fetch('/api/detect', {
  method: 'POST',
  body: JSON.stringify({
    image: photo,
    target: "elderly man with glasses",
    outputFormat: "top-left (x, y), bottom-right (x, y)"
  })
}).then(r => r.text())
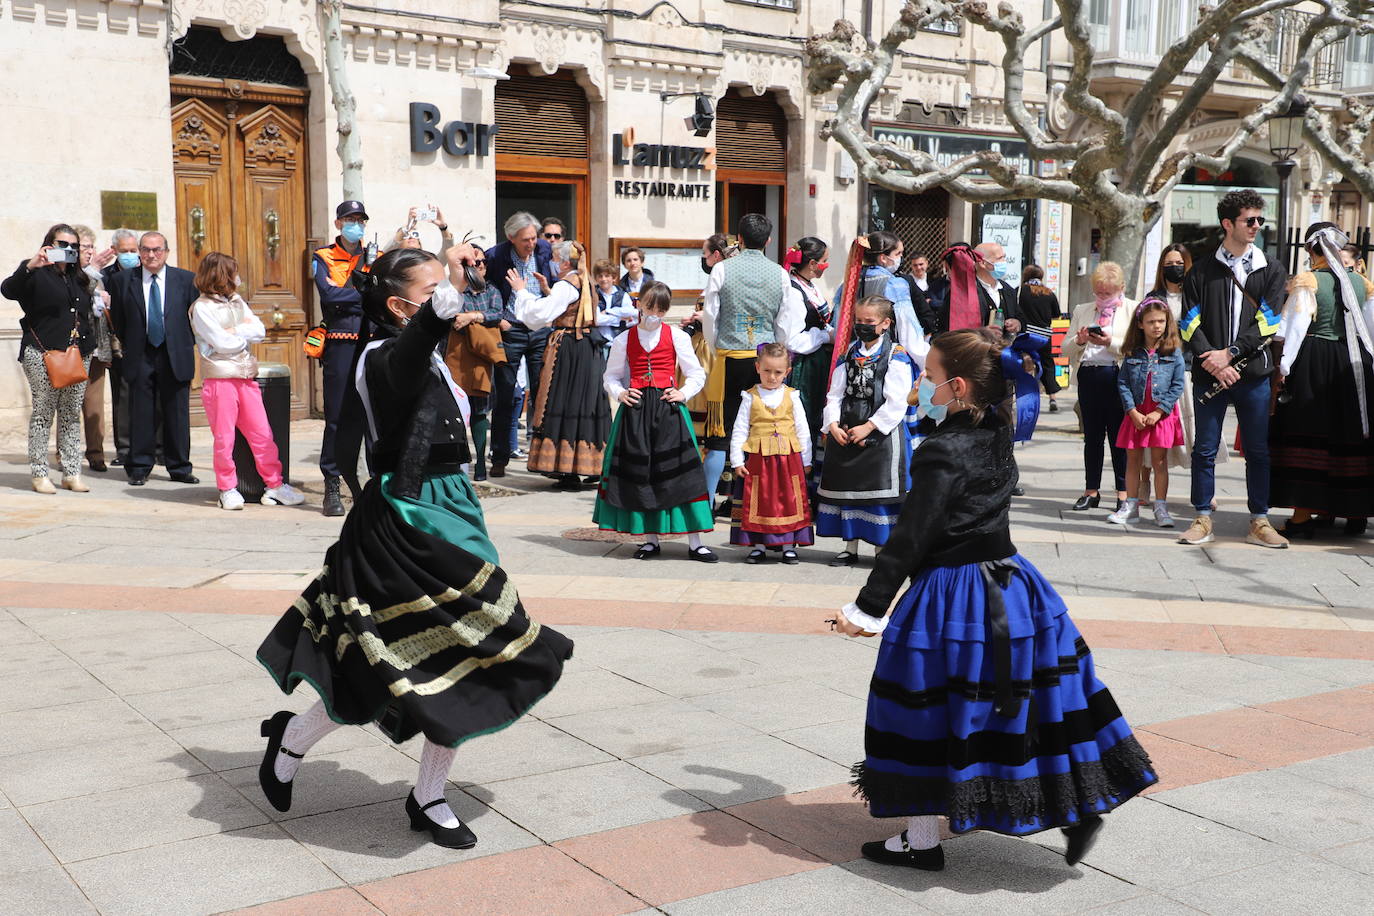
top-left (107, 231), bottom-right (201, 486)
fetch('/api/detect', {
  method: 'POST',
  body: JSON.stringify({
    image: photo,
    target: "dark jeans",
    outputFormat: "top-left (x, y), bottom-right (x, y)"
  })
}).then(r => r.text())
top-left (492, 326), bottom-right (547, 466)
top-left (468, 395), bottom-right (490, 478)
top-left (1039, 340), bottom-right (1062, 395)
top-left (319, 335), bottom-right (364, 493)
top-left (1191, 374), bottom-right (1270, 515)
top-left (1077, 364), bottom-right (1126, 493)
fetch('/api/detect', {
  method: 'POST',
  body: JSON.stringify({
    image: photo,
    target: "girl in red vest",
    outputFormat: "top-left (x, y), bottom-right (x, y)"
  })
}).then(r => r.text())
top-left (594, 282), bottom-right (718, 562)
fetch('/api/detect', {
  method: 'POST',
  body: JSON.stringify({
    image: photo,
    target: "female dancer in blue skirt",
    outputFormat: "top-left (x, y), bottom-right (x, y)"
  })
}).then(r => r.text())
top-left (833, 327), bottom-right (1156, 870)
top-left (257, 246), bottom-right (572, 849)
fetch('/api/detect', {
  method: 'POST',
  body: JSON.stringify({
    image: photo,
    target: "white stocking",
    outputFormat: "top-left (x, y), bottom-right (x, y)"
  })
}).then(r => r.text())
top-left (884, 815), bottom-right (940, 852)
top-left (642, 532), bottom-right (660, 547)
top-left (687, 532), bottom-right (703, 550)
top-left (414, 740), bottom-right (460, 828)
top-left (274, 700), bottom-right (340, 782)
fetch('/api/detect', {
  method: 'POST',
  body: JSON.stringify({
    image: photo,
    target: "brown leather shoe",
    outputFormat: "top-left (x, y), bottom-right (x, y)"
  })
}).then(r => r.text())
top-left (489, 464), bottom-right (506, 478)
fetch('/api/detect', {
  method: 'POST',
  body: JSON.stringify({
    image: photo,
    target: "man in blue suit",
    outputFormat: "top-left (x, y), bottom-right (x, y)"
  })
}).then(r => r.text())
top-left (107, 231), bottom-right (200, 485)
top-left (485, 211), bottom-right (554, 476)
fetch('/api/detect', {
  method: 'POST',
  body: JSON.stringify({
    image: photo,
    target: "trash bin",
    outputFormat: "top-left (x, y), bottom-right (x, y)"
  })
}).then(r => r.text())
top-left (232, 362), bottom-right (292, 503)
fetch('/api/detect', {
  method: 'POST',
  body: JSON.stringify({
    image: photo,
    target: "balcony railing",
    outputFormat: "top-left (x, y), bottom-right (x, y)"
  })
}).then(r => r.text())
top-left (1251, 9), bottom-right (1346, 88)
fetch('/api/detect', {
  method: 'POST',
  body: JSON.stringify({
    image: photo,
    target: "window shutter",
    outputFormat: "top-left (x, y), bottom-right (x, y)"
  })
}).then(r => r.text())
top-left (715, 90), bottom-right (788, 172)
top-left (495, 73), bottom-right (589, 159)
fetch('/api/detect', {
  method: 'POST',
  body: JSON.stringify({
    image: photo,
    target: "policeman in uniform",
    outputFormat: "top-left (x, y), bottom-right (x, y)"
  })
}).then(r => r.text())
top-left (313, 200), bottom-right (371, 516)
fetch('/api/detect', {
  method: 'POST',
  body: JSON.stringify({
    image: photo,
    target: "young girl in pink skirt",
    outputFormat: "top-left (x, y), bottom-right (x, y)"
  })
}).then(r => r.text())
top-left (1107, 297), bottom-right (1185, 528)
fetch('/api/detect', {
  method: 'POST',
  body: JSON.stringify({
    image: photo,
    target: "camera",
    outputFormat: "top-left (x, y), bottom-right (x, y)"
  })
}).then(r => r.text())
top-left (47, 246), bottom-right (78, 264)
top-left (417, 205), bottom-right (437, 223)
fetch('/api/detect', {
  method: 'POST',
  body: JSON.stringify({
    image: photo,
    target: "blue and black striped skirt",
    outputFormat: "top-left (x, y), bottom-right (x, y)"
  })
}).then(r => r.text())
top-left (854, 555), bottom-right (1157, 836)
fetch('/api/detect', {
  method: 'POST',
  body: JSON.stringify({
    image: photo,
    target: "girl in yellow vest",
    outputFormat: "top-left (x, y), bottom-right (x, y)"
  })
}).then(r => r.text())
top-left (729, 342), bottom-right (814, 562)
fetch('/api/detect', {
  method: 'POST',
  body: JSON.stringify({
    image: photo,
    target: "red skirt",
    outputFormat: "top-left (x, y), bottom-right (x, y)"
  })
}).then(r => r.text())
top-left (729, 452), bottom-right (815, 546)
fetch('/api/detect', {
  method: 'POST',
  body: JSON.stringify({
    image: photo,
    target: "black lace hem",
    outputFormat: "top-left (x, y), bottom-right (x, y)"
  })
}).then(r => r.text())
top-left (850, 735), bottom-right (1158, 834)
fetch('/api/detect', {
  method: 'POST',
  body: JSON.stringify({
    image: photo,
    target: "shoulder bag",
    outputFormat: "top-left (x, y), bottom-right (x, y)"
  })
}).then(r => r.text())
top-left (30, 315), bottom-right (87, 389)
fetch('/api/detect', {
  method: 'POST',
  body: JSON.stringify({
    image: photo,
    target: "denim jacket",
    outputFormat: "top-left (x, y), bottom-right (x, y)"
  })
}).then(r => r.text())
top-left (1117, 346), bottom-right (1185, 415)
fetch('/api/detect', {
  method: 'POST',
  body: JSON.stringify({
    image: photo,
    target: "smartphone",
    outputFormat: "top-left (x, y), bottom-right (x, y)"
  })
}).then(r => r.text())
top-left (47, 246), bottom-right (77, 264)
top-left (1086, 325), bottom-right (1105, 336)
top-left (417, 205), bottom-right (437, 223)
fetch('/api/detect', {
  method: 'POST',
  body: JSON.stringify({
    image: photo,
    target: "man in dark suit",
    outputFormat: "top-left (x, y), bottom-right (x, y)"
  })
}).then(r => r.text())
top-left (485, 211), bottom-right (554, 477)
top-left (899, 252), bottom-right (940, 336)
top-left (932, 241), bottom-right (1020, 333)
top-left (107, 231), bottom-right (199, 485)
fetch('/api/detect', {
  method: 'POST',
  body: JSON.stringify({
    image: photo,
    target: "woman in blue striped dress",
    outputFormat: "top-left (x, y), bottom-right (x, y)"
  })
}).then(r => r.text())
top-left (833, 327), bottom-right (1156, 871)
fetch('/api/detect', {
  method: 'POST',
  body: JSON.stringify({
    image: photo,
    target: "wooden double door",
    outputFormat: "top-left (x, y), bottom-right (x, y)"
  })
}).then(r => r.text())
top-left (170, 79), bottom-right (312, 421)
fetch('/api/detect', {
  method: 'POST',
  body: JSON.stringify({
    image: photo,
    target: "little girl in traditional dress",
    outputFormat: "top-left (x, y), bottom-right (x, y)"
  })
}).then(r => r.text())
top-left (834, 327), bottom-right (1156, 872)
top-left (816, 296), bottom-right (916, 566)
top-left (593, 281), bottom-right (718, 562)
top-left (729, 343), bottom-right (813, 563)
top-left (1107, 298), bottom-right (1186, 528)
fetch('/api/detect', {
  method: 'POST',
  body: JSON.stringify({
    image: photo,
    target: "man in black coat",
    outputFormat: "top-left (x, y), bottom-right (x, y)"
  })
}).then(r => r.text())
top-left (899, 253), bottom-right (940, 335)
top-left (107, 231), bottom-right (200, 485)
top-left (933, 241), bottom-right (1020, 333)
top-left (485, 211), bottom-right (555, 476)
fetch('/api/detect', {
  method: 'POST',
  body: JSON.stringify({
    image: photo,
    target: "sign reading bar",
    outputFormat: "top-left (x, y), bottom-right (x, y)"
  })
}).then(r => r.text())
top-left (409, 102), bottom-right (499, 157)
top-left (100, 191), bottom-right (158, 230)
top-left (870, 125), bottom-right (1033, 177)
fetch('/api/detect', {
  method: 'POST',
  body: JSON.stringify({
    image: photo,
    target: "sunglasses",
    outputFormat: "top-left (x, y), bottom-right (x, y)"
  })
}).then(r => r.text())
top-left (53, 240), bottom-right (78, 249)
top-left (543, 232), bottom-right (563, 240)
top-left (1236, 216), bottom-right (1266, 228)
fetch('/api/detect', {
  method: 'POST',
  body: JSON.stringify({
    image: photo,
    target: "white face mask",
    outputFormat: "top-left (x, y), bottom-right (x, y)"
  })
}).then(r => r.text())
top-left (234, 276), bottom-right (243, 289)
top-left (640, 314), bottom-right (663, 329)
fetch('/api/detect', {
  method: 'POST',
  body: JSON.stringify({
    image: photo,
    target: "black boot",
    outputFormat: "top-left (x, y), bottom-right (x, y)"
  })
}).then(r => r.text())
top-left (322, 476), bottom-right (345, 517)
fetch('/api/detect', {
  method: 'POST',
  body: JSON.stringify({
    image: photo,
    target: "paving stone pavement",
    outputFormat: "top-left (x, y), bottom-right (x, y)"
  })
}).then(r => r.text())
top-left (2, 403), bottom-right (1374, 914)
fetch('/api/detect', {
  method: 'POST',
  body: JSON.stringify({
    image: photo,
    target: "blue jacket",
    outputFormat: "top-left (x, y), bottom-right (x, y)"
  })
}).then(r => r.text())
top-left (484, 238), bottom-right (554, 325)
top-left (1117, 346), bottom-right (1186, 415)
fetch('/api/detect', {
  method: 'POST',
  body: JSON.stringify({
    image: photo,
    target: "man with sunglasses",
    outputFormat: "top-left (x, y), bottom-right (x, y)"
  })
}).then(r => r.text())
top-left (1178, 188), bottom-right (1289, 549)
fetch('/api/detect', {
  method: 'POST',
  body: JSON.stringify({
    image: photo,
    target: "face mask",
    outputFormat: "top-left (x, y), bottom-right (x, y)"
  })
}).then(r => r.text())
top-left (701, 256), bottom-right (714, 276)
top-left (852, 322), bottom-right (882, 343)
top-left (990, 261), bottom-right (1012, 282)
top-left (117, 252), bottom-right (140, 269)
top-left (393, 295), bottom-right (431, 324)
top-left (1163, 264), bottom-right (1186, 284)
top-left (918, 375), bottom-right (954, 425)
top-left (640, 314), bottom-right (663, 329)
top-left (814, 262), bottom-right (829, 275)
top-left (341, 222), bottom-right (367, 244)
top-left (234, 276), bottom-right (243, 289)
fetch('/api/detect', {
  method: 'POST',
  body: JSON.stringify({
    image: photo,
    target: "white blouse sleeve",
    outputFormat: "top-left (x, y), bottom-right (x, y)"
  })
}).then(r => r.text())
top-left (729, 389), bottom-right (754, 470)
top-left (514, 280), bottom-right (579, 329)
top-left (701, 263), bottom-right (725, 349)
top-left (822, 354), bottom-right (846, 431)
top-left (1278, 287), bottom-right (1315, 378)
top-left (774, 266), bottom-right (806, 346)
top-left (672, 327), bottom-right (706, 401)
top-left (430, 279), bottom-right (463, 320)
top-left (190, 300), bottom-right (247, 355)
top-left (791, 388), bottom-right (812, 466)
top-left (602, 330), bottom-right (632, 400)
top-left (237, 306), bottom-right (267, 344)
top-left (870, 353), bottom-right (913, 435)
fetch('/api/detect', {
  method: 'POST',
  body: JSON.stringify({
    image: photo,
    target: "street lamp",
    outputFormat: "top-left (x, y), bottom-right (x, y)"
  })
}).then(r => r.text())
top-left (1268, 95), bottom-right (1309, 270)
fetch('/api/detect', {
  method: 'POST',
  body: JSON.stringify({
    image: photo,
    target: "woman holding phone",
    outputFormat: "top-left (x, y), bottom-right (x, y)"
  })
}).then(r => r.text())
top-left (1062, 262), bottom-right (1135, 512)
top-left (2, 223), bottom-right (97, 494)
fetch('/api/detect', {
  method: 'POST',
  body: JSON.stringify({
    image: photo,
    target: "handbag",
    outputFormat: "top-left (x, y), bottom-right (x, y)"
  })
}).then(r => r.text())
top-left (30, 320), bottom-right (87, 389)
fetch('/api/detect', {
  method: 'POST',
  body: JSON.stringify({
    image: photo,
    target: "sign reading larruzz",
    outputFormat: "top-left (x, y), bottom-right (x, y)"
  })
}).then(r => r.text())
top-left (611, 129), bottom-right (713, 201)
top-left (409, 103), bottom-right (499, 156)
top-left (871, 125), bottom-right (1034, 177)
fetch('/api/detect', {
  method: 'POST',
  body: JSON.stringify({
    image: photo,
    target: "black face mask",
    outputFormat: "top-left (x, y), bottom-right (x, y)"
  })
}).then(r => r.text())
top-left (1162, 264), bottom-right (1186, 284)
top-left (852, 322), bottom-right (882, 343)
top-left (701, 256), bottom-right (714, 276)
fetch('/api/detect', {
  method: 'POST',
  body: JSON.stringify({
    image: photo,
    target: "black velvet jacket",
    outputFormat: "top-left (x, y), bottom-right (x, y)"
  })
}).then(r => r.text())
top-left (854, 410), bottom-right (1018, 616)
top-left (363, 302), bottom-right (471, 498)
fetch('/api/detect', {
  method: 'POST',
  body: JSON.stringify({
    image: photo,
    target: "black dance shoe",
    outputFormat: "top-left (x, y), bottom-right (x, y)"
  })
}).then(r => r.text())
top-left (860, 831), bottom-right (945, 870)
top-left (258, 710), bottom-right (301, 813)
top-left (633, 543), bottom-right (661, 560)
top-left (689, 546), bottom-right (719, 563)
top-left (406, 792), bottom-right (478, 849)
top-left (745, 548), bottom-right (767, 564)
top-left (781, 548), bottom-right (800, 565)
top-left (1063, 813), bottom-right (1104, 866)
top-left (713, 498), bottom-right (732, 520)
top-left (1071, 494), bottom-right (1100, 511)
top-left (828, 550), bottom-right (858, 567)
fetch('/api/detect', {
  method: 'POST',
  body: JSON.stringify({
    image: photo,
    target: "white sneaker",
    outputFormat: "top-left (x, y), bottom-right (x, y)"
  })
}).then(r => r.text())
top-left (219, 488), bottom-right (245, 510)
top-left (262, 483), bottom-right (305, 506)
top-left (1126, 501), bottom-right (1140, 521)
top-left (1153, 503), bottom-right (1175, 528)
top-left (1106, 503), bottom-right (1135, 526)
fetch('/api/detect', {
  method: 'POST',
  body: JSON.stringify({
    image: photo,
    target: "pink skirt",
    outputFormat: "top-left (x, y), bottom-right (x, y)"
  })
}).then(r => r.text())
top-left (1116, 385), bottom-right (1183, 450)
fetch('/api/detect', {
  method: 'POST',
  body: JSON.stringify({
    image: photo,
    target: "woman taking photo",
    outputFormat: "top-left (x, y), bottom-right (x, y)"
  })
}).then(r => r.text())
top-left (256, 245), bottom-right (573, 849)
top-left (2, 223), bottom-right (96, 494)
top-left (1062, 262), bottom-right (1134, 511)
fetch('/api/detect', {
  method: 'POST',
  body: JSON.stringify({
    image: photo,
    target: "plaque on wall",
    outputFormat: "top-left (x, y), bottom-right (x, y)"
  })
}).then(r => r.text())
top-left (100, 191), bottom-right (159, 231)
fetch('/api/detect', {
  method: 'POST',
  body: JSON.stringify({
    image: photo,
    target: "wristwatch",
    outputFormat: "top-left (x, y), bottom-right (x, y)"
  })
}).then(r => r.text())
top-left (1227, 345), bottom-right (1241, 359)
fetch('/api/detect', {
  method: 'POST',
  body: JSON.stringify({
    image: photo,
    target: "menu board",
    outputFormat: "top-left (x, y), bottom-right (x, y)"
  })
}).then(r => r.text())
top-left (610, 239), bottom-right (707, 298)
